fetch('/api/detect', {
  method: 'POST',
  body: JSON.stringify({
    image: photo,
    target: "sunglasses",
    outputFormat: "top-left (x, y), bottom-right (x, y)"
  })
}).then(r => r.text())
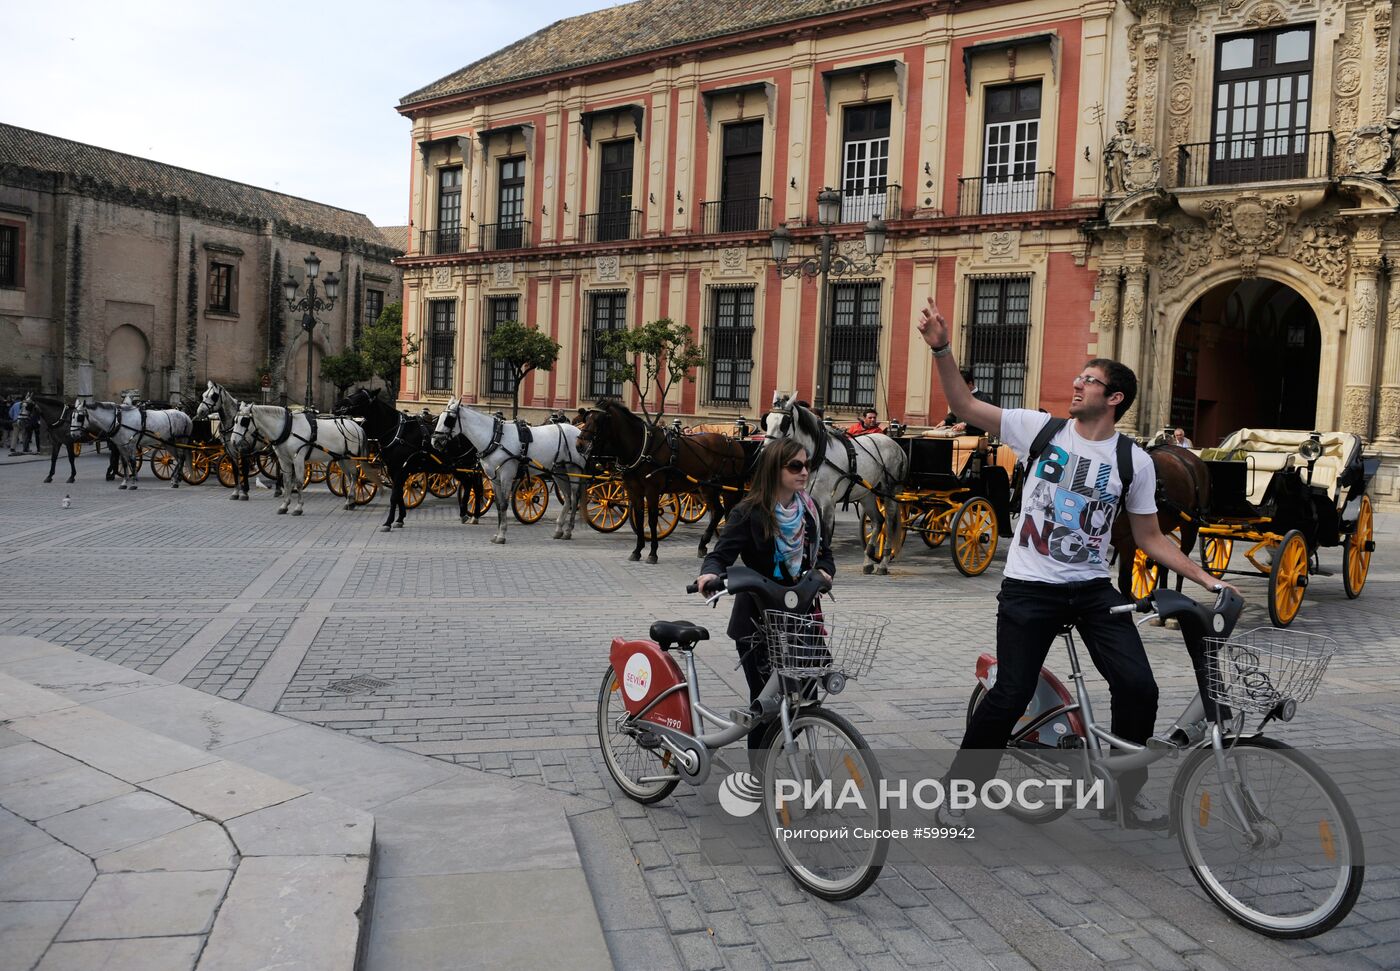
top-left (784, 460), bottom-right (810, 473)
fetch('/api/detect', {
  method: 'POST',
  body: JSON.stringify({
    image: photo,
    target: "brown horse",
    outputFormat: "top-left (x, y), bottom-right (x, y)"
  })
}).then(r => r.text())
top-left (1111, 443), bottom-right (1212, 597)
top-left (578, 399), bottom-right (747, 563)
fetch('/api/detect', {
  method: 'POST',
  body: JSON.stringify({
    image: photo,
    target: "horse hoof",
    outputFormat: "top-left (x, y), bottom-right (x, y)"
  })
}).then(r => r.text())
top-left (696, 546), bottom-right (708, 559)
top-left (875, 565), bottom-right (889, 577)
top-left (171, 483), bottom-right (179, 489)
top-left (380, 525), bottom-right (392, 533)
top-left (393, 522), bottom-right (404, 529)
top-left (491, 536), bottom-right (506, 545)
top-left (229, 492), bottom-right (241, 500)
top-left (646, 554), bottom-right (658, 564)
top-left (469, 517), bottom-right (479, 526)
top-left (43, 476), bottom-right (53, 484)
top-left (552, 530), bottom-right (564, 540)
top-left (118, 484), bottom-right (127, 490)
top-left (460, 517), bottom-right (469, 524)
top-left (239, 494), bottom-right (249, 501)
top-left (862, 563), bottom-right (874, 575)
top-left (129, 484), bottom-right (137, 491)
top-left (628, 552), bottom-right (641, 562)
top-left (277, 507), bottom-right (287, 515)
top-left (291, 508), bottom-right (303, 516)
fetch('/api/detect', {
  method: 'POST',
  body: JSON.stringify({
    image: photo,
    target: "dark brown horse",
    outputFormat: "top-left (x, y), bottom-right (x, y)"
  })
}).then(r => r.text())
top-left (1111, 443), bottom-right (1212, 597)
top-left (578, 399), bottom-right (747, 563)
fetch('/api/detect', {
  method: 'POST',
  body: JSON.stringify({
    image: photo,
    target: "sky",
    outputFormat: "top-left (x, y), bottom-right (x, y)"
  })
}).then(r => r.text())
top-left (4, 0), bottom-right (616, 227)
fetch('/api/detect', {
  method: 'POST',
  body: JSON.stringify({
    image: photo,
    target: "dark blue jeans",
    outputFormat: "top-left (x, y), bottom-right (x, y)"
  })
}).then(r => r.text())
top-left (951, 577), bottom-right (1159, 802)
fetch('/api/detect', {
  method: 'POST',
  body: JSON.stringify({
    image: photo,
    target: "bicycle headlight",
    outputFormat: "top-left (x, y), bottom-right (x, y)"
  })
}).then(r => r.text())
top-left (1279, 699), bottom-right (1297, 722)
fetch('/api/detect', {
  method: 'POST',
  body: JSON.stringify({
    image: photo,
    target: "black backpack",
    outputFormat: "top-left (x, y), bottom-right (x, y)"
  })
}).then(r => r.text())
top-left (1024, 417), bottom-right (1138, 514)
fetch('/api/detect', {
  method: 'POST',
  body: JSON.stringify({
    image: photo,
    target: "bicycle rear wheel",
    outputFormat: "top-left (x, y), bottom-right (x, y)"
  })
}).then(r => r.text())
top-left (1175, 736), bottom-right (1362, 938)
top-left (966, 684), bottom-right (1073, 824)
top-left (760, 706), bottom-right (887, 901)
top-left (596, 666), bottom-right (680, 804)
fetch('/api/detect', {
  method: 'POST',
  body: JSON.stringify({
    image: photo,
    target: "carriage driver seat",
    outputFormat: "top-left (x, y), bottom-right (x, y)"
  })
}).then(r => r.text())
top-left (650, 621), bottom-right (710, 651)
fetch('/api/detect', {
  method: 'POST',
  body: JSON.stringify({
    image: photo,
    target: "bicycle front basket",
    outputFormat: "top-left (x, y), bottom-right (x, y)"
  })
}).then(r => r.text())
top-left (761, 610), bottom-right (888, 680)
top-left (1205, 627), bottom-right (1337, 715)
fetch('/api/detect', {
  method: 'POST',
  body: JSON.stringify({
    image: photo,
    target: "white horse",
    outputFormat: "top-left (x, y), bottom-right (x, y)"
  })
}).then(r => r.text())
top-left (431, 398), bottom-right (584, 544)
top-left (227, 403), bottom-right (366, 515)
top-left (70, 399), bottom-right (193, 490)
top-left (763, 395), bottom-right (909, 575)
top-left (195, 381), bottom-right (274, 501)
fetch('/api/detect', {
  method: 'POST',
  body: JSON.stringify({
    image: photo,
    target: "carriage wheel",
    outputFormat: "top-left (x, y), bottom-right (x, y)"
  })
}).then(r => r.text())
top-left (1199, 536), bottom-right (1233, 579)
top-left (257, 452), bottom-right (279, 478)
top-left (1130, 549), bottom-right (1161, 600)
top-left (349, 462), bottom-right (379, 506)
top-left (585, 479), bottom-right (630, 533)
top-left (1343, 495), bottom-right (1374, 599)
top-left (402, 472), bottom-right (429, 509)
top-left (323, 461), bottom-right (347, 496)
top-left (918, 508), bottom-right (948, 548)
top-left (951, 497), bottom-right (998, 577)
top-left (677, 491), bottom-right (709, 524)
top-left (427, 472), bottom-right (458, 498)
top-left (305, 460), bottom-right (328, 484)
top-left (648, 494), bottom-right (680, 541)
top-left (149, 448), bottom-right (177, 481)
top-left (216, 455), bottom-right (238, 489)
top-left (181, 450), bottom-right (211, 485)
top-left (1268, 530), bottom-right (1309, 627)
top-left (72, 442), bottom-right (82, 457)
top-left (512, 475), bottom-right (550, 524)
top-left (462, 477), bottom-right (494, 518)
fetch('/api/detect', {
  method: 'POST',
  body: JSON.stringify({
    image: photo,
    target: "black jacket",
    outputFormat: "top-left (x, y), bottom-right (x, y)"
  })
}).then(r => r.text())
top-left (944, 388), bottom-right (997, 436)
top-left (701, 499), bottom-right (835, 642)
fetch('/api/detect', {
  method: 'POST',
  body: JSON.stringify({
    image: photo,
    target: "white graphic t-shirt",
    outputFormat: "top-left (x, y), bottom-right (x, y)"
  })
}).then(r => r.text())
top-left (1000, 409), bottom-right (1157, 583)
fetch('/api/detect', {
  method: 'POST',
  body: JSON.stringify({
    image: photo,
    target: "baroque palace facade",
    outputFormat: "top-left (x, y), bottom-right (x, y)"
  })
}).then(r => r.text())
top-left (394, 0), bottom-right (1400, 500)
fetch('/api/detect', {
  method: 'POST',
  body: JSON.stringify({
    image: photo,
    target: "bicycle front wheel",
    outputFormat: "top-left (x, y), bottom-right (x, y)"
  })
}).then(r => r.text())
top-left (1175, 736), bottom-right (1363, 938)
top-left (596, 666), bottom-right (680, 804)
top-left (760, 706), bottom-right (887, 901)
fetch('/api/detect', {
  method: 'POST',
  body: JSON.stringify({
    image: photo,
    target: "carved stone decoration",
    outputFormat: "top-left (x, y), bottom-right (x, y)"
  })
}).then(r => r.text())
top-left (1373, 4), bottom-right (1392, 124)
top-left (1335, 18), bottom-right (1363, 134)
top-left (1289, 221), bottom-right (1351, 288)
top-left (1157, 217), bottom-right (1214, 291)
top-left (1121, 270), bottom-right (1146, 331)
top-left (429, 267), bottom-right (453, 292)
top-left (1342, 386), bottom-right (1373, 437)
top-left (718, 246), bottom-right (746, 275)
top-left (1124, 26), bottom-right (1142, 134)
top-left (491, 262), bottom-right (514, 288)
top-left (1104, 121), bottom-right (1161, 194)
top-left (1169, 82), bottom-right (1192, 115)
top-left (595, 254), bottom-right (620, 282)
top-left (1345, 126), bottom-right (1393, 175)
top-left (836, 238), bottom-right (871, 262)
top-left (1200, 193), bottom-right (1295, 256)
top-left (983, 230), bottom-right (1020, 262)
top-left (1378, 387), bottom-right (1400, 440)
top-left (1244, 3), bottom-right (1286, 27)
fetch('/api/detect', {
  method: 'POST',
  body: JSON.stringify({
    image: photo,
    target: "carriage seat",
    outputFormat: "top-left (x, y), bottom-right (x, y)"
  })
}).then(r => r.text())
top-left (650, 621), bottom-right (710, 651)
top-left (1212, 428), bottom-right (1362, 505)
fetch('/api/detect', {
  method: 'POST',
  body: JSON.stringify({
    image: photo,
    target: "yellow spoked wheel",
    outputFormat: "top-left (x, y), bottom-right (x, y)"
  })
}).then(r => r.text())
top-left (1200, 536), bottom-right (1233, 579)
top-left (951, 497), bottom-right (999, 577)
top-left (512, 475), bottom-right (551, 524)
top-left (1131, 549), bottom-right (1161, 600)
top-left (257, 452), bottom-right (279, 478)
top-left (305, 460), bottom-right (328, 485)
top-left (677, 491), bottom-right (709, 524)
top-left (860, 501), bottom-right (908, 561)
top-left (462, 477), bottom-right (494, 518)
top-left (647, 493), bottom-right (680, 541)
top-left (1268, 529), bottom-right (1309, 627)
top-left (427, 472), bottom-right (458, 498)
top-left (1343, 495), bottom-right (1373, 599)
top-left (585, 479), bottom-right (630, 533)
top-left (919, 508), bottom-right (949, 548)
top-left (402, 472), bottom-right (429, 509)
top-left (323, 461), bottom-right (347, 496)
top-left (149, 448), bottom-right (177, 481)
top-left (216, 455), bottom-right (238, 488)
top-left (181, 450), bottom-right (212, 485)
top-left (350, 462), bottom-right (379, 506)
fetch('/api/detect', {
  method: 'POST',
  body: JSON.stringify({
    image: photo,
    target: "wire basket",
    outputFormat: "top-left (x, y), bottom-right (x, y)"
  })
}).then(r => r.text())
top-left (1204, 627), bottom-right (1337, 715)
top-left (761, 610), bottom-right (888, 680)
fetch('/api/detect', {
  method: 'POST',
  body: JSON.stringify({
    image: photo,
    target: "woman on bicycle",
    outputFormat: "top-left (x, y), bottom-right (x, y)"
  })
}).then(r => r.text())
top-left (695, 439), bottom-right (834, 752)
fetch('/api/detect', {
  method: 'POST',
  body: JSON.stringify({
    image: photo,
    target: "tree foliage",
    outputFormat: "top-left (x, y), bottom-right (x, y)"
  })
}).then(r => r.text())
top-left (359, 302), bottom-right (416, 400)
top-left (487, 320), bottom-right (561, 418)
top-left (599, 318), bottom-right (706, 423)
top-left (320, 350), bottom-right (371, 399)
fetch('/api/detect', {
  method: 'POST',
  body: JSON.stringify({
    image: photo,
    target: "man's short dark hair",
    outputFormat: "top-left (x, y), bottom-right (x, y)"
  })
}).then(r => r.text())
top-left (959, 367), bottom-right (975, 384)
top-left (1085, 358), bottom-right (1137, 420)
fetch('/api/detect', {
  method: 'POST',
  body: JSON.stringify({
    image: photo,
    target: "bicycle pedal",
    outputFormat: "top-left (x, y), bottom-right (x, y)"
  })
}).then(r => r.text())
top-left (728, 708), bottom-right (754, 730)
top-left (1146, 734), bottom-right (1180, 755)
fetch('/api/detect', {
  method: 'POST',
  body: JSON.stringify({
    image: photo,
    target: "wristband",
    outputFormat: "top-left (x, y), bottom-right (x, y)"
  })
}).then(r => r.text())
top-left (931, 343), bottom-right (952, 358)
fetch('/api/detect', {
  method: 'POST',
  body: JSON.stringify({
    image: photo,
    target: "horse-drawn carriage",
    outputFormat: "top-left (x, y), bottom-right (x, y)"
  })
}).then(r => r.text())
top-left (1190, 429), bottom-right (1377, 627)
top-left (858, 431), bottom-right (1015, 576)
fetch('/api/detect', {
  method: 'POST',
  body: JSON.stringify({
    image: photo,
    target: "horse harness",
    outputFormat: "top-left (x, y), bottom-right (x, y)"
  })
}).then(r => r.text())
top-left (271, 408), bottom-right (360, 462)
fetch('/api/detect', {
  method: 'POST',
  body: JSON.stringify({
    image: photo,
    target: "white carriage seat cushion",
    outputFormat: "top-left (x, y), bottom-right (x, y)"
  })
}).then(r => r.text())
top-left (1215, 428), bottom-right (1359, 503)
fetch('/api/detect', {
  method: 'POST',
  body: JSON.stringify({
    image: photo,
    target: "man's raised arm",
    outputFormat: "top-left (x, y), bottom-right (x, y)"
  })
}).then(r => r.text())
top-left (915, 296), bottom-right (1003, 438)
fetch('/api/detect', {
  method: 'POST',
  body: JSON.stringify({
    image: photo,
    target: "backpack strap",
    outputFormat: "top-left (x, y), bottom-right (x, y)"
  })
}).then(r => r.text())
top-left (1115, 433), bottom-right (1136, 514)
top-left (1026, 416), bottom-right (1068, 468)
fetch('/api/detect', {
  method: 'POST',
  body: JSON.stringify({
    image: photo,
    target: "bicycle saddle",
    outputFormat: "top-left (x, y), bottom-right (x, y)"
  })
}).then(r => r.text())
top-left (650, 621), bottom-right (709, 651)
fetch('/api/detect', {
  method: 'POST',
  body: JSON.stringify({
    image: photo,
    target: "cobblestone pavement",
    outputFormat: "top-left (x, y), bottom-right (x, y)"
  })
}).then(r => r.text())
top-left (3, 451), bottom-right (1399, 970)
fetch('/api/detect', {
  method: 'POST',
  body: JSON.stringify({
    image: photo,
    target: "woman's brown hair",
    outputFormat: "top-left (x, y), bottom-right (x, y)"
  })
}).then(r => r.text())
top-left (736, 439), bottom-right (809, 540)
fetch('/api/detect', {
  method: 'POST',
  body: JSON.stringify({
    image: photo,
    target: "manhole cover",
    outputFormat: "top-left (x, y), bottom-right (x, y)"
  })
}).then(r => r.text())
top-left (327, 676), bottom-right (390, 695)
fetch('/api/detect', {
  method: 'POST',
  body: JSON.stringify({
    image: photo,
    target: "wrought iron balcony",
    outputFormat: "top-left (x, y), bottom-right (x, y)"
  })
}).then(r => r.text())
top-left (418, 228), bottom-right (465, 256)
top-left (836, 184), bottom-right (901, 223)
top-left (479, 220), bottom-right (530, 252)
top-left (956, 172), bottom-right (1056, 216)
top-left (580, 209), bottom-right (644, 243)
top-left (1176, 131), bottom-right (1333, 188)
top-left (700, 197), bottom-right (773, 234)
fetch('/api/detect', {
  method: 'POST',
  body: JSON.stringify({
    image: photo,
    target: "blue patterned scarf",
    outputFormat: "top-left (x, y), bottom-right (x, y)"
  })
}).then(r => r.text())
top-left (773, 496), bottom-right (806, 578)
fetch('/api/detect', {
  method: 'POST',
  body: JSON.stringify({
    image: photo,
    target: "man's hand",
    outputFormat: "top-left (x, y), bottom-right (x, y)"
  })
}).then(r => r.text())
top-left (817, 570), bottom-right (832, 584)
top-left (916, 297), bottom-right (950, 349)
top-left (695, 573), bottom-right (719, 596)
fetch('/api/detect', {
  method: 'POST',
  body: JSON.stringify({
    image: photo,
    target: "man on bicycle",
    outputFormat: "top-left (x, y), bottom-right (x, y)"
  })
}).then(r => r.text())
top-left (915, 296), bottom-right (1237, 829)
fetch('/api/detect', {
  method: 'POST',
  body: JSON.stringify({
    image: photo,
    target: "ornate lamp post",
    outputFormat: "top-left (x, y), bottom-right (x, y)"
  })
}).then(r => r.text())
top-left (282, 252), bottom-right (340, 411)
top-left (770, 188), bottom-right (886, 410)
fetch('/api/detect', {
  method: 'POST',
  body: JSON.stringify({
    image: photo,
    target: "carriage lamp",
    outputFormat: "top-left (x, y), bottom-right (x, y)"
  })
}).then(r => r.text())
top-left (283, 252), bottom-right (341, 411)
top-left (768, 189), bottom-right (888, 410)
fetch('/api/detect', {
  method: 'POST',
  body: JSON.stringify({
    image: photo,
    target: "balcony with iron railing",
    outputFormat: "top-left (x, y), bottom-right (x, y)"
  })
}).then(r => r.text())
top-left (836, 185), bottom-right (901, 223)
top-left (1176, 131), bottom-right (1333, 188)
top-left (418, 227), bottom-right (466, 256)
top-left (479, 220), bottom-right (531, 252)
top-left (580, 209), bottom-right (644, 243)
top-left (957, 172), bottom-right (1056, 216)
top-left (700, 196), bottom-right (773, 234)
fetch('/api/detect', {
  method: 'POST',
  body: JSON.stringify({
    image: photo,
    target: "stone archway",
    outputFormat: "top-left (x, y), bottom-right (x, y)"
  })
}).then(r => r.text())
top-left (105, 325), bottom-right (150, 399)
top-left (1170, 278), bottom-right (1320, 447)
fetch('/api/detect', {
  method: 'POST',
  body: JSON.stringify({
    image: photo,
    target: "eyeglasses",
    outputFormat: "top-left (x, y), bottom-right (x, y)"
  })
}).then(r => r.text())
top-left (1074, 374), bottom-right (1110, 389)
top-left (784, 460), bottom-right (810, 473)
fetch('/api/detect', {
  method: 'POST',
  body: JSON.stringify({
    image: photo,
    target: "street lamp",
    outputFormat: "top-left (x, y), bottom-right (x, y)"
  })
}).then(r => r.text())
top-left (282, 252), bottom-right (340, 411)
top-left (770, 188), bottom-right (886, 410)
